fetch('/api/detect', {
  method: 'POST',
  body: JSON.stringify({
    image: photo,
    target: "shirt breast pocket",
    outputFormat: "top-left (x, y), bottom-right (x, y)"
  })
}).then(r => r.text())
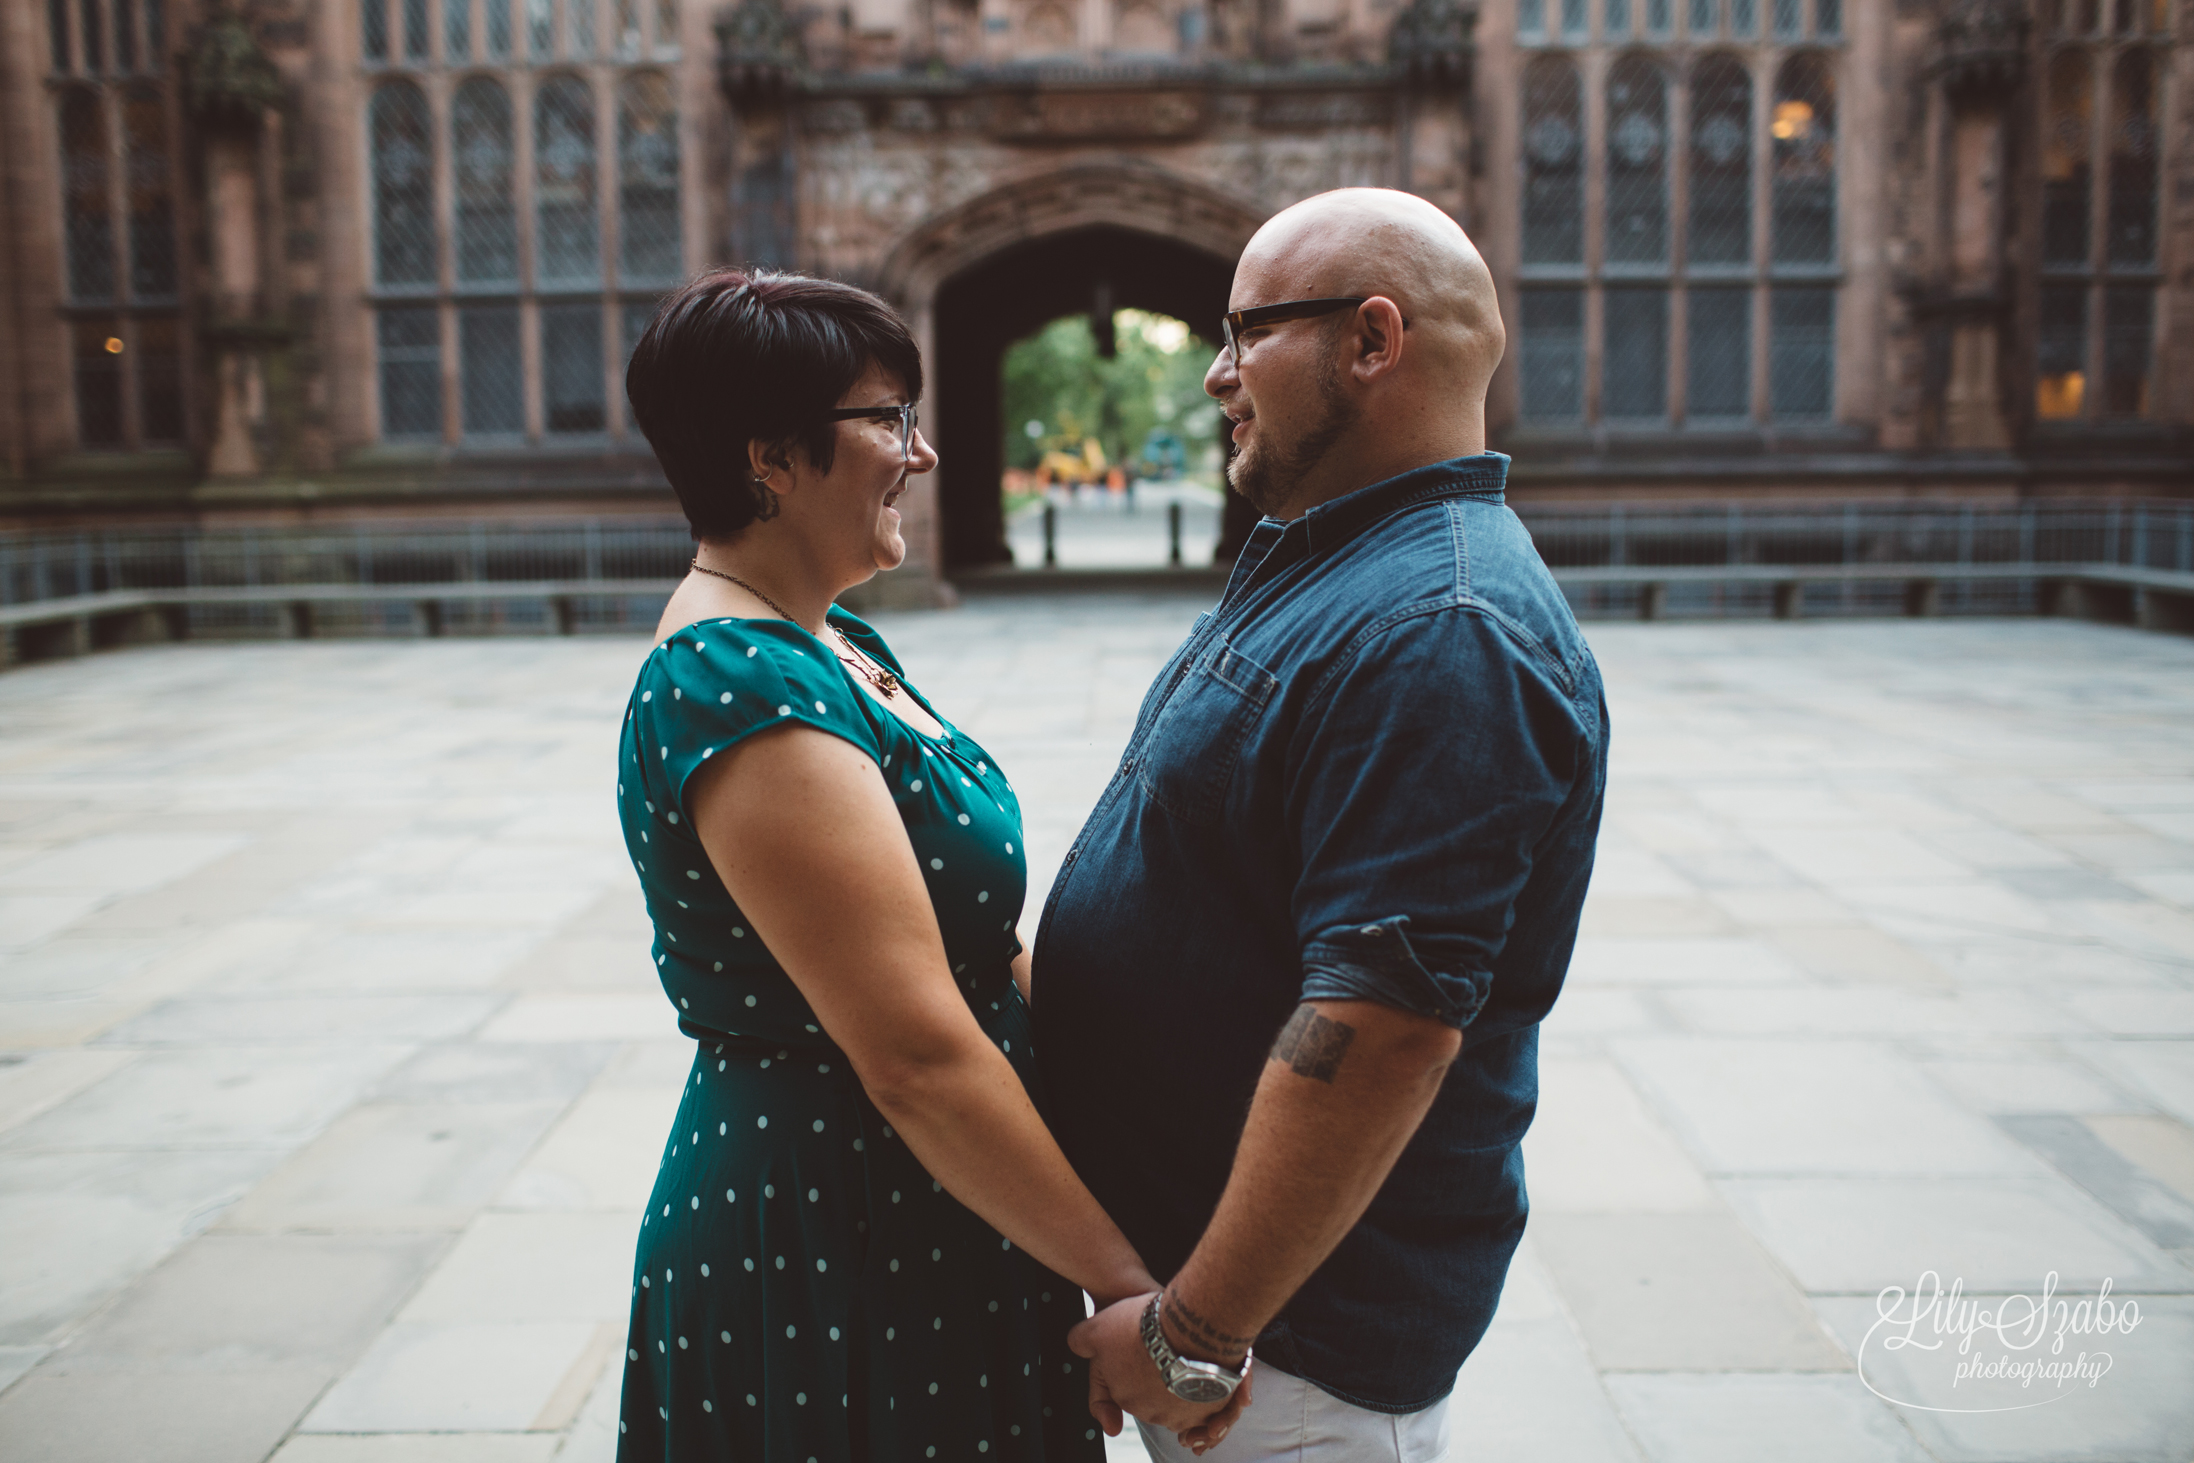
top-left (1137, 641), bottom-right (1279, 826)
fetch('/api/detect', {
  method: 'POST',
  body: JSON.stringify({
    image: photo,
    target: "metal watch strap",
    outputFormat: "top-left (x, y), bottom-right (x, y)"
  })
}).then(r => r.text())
top-left (1140, 1292), bottom-right (1250, 1405)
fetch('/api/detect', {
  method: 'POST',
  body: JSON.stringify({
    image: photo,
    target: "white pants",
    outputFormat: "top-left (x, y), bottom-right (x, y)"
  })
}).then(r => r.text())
top-left (1134, 1363), bottom-right (1450, 1463)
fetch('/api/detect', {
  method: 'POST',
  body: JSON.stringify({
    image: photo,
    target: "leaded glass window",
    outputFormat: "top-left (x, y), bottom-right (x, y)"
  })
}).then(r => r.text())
top-left (1513, 10), bottom-right (1843, 431)
top-left (461, 306), bottom-right (524, 436)
top-left (122, 86), bottom-right (175, 300)
top-left (2041, 52), bottom-right (2092, 266)
top-left (1522, 58), bottom-right (1582, 266)
top-left (617, 72), bottom-right (679, 285)
top-left (371, 82), bottom-right (435, 288)
top-left (1605, 57), bottom-right (1668, 268)
top-left (2031, 41), bottom-right (2163, 423)
top-left (365, 0), bottom-right (682, 446)
top-left (1768, 287), bottom-right (1833, 418)
top-left (1603, 289), bottom-right (1669, 418)
top-left (453, 78), bottom-right (516, 285)
top-left (60, 88), bottom-right (114, 302)
top-left (535, 75), bottom-right (599, 285)
top-left (1689, 55), bottom-right (1752, 267)
top-left (48, 2), bottom-right (183, 452)
top-left (1520, 288), bottom-right (1585, 421)
top-left (543, 303), bottom-right (606, 432)
top-left (1770, 53), bottom-right (1836, 267)
top-left (1686, 288), bottom-right (1751, 418)
top-left (378, 307), bottom-right (444, 438)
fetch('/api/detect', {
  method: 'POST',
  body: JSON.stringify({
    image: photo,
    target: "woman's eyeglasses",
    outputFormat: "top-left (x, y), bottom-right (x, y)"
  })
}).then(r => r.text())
top-left (823, 403), bottom-right (919, 461)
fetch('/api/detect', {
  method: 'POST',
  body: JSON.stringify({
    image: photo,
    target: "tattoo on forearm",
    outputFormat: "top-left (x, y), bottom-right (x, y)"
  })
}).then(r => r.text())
top-left (1165, 1292), bottom-right (1256, 1354)
top-left (1270, 1004), bottom-right (1356, 1083)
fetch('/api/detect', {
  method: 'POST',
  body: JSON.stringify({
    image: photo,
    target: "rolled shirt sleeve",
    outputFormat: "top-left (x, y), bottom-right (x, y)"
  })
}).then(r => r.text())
top-left (1289, 607), bottom-right (1596, 1032)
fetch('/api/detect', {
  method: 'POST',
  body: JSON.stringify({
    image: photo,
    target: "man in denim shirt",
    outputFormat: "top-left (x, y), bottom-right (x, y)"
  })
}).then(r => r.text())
top-left (1037, 189), bottom-right (1610, 1459)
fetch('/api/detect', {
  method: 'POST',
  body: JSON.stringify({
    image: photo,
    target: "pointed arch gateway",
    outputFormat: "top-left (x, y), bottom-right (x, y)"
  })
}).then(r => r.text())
top-left (875, 163), bottom-right (1270, 576)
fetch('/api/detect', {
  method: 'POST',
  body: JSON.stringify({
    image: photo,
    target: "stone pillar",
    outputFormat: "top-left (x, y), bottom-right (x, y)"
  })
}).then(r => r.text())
top-left (1387, 0), bottom-right (1477, 222)
top-left (1912, 0), bottom-right (2028, 450)
top-left (717, 0), bottom-right (802, 269)
top-left (185, 9), bottom-right (287, 479)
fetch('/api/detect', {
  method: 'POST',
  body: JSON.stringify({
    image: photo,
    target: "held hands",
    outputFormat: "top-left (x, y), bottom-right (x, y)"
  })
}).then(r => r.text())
top-left (1067, 1292), bottom-right (1253, 1456)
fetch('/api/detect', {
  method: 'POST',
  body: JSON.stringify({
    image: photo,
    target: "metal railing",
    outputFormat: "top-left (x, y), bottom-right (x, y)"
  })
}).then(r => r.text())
top-left (0, 500), bottom-right (2188, 652)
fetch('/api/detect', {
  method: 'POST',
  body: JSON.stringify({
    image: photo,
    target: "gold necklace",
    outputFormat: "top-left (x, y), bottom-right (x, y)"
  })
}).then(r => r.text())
top-left (689, 558), bottom-right (902, 700)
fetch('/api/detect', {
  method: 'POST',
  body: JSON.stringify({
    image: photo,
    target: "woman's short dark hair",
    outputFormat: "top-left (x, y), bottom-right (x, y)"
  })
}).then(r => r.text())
top-left (626, 269), bottom-right (924, 540)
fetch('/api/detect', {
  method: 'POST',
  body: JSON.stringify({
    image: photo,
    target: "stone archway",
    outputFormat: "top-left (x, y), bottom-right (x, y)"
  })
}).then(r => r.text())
top-left (874, 164), bottom-right (1268, 574)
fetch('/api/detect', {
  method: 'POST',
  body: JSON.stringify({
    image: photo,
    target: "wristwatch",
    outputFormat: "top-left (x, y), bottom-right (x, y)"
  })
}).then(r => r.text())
top-left (1140, 1292), bottom-right (1252, 1405)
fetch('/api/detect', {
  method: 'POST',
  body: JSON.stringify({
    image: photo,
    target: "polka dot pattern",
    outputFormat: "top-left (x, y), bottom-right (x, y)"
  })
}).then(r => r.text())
top-left (615, 608), bottom-right (1083, 1460)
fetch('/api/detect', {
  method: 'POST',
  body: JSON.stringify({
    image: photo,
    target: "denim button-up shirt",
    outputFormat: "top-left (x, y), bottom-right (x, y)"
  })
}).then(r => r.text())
top-left (1033, 453), bottom-right (1609, 1413)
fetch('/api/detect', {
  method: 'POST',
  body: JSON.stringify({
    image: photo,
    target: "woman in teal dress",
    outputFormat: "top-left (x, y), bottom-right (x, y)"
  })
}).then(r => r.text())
top-left (613, 270), bottom-right (1237, 1462)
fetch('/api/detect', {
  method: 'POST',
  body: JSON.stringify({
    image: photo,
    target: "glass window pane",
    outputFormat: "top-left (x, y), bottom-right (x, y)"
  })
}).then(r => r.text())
top-left (1772, 0), bottom-right (1798, 33)
top-left (79, 0), bottom-right (103, 70)
top-left (49, 0), bottom-right (70, 70)
top-left (623, 299), bottom-right (657, 365)
top-left (616, 0), bottom-right (640, 51)
top-left (535, 75), bottom-right (599, 285)
top-left (618, 72), bottom-right (680, 285)
top-left (569, 0), bottom-right (595, 53)
top-left (2105, 50), bottom-right (2157, 268)
top-left (123, 86), bottom-right (175, 300)
top-left (1686, 287), bottom-right (1751, 418)
top-left (1688, 56), bottom-right (1752, 267)
top-left (379, 306), bottom-right (443, 438)
top-left (1519, 0), bottom-right (1545, 32)
top-left (1606, 0), bottom-right (1631, 38)
top-left (1522, 58), bottom-right (1583, 265)
top-left (1769, 286), bottom-right (1833, 418)
top-left (404, 0), bottom-right (428, 58)
top-left (528, 0), bottom-right (552, 56)
top-left (1689, 0), bottom-right (1716, 32)
top-left (115, 0), bottom-right (134, 70)
top-left (1606, 58), bottom-right (1668, 266)
top-left (1770, 53), bottom-right (1836, 266)
top-left (1730, 0), bottom-right (1756, 32)
top-left (1815, 0), bottom-right (1840, 32)
top-left (59, 89), bottom-right (115, 301)
top-left (447, 0), bottom-right (473, 59)
top-left (1645, 0), bottom-right (1671, 30)
top-left (452, 77), bottom-right (517, 284)
top-left (486, 0), bottom-right (511, 55)
top-left (1520, 288), bottom-right (1584, 422)
top-left (2035, 283), bottom-right (2087, 418)
top-left (1603, 289), bottom-right (1668, 419)
top-left (145, 0), bottom-right (161, 58)
top-left (542, 303), bottom-right (604, 432)
top-left (371, 82), bottom-right (436, 288)
top-left (1561, 0), bottom-right (1587, 34)
top-left (461, 306), bottom-right (523, 436)
top-left (73, 318), bottom-right (124, 445)
top-left (2101, 286), bottom-right (2152, 416)
top-left (364, 0), bottom-right (388, 59)
top-left (655, 0), bottom-right (677, 48)
top-left (2041, 52), bottom-right (2093, 266)
top-left (139, 314), bottom-right (183, 442)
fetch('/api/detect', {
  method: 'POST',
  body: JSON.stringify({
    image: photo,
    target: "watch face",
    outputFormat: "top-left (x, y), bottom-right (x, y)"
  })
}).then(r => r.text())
top-left (1170, 1372), bottom-right (1235, 1406)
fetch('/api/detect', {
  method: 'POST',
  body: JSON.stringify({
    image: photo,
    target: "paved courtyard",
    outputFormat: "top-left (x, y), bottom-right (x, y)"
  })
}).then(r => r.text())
top-left (1, 600), bottom-right (2191, 1463)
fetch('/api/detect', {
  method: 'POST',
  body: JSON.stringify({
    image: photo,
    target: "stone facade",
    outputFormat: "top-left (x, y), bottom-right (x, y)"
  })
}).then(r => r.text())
top-left (0, 0), bottom-right (2186, 592)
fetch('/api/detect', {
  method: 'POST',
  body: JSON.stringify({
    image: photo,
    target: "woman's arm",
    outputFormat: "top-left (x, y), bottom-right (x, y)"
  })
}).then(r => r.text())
top-left (686, 724), bottom-right (1152, 1307)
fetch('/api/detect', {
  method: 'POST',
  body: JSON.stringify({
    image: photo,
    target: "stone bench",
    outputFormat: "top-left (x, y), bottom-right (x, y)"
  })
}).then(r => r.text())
top-left (1549, 562), bottom-right (2194, 630)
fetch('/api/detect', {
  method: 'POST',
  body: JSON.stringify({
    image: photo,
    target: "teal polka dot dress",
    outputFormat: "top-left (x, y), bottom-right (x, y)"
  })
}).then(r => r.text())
top-left (613, 606), bottom-right (1102, 1463)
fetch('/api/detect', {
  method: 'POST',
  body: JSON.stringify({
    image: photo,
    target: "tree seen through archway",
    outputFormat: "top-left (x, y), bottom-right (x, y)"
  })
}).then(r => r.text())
top-left (1000, 309), bottom-right (1223, 488)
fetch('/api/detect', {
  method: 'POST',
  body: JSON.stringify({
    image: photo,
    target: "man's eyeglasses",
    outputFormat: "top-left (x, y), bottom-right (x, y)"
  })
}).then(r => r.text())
top-left (823, 403), bottom-right (919, 461)
top-left (1218, 297), bottom-right (1370, 360)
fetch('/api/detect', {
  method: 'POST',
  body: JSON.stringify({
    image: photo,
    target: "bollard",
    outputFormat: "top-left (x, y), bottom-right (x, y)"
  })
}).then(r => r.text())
top-left (1168, 502), bottom-right (1183, 567)
top-left (1042, 502), bottom-right (1058, 568)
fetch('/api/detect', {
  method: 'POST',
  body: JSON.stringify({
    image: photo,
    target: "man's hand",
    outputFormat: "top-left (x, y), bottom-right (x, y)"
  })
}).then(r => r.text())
top-left (1067, 1292), bottom-right (1252, 1450)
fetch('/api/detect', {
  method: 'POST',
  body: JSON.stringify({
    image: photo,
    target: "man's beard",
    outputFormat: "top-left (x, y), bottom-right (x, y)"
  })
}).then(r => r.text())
top-left (1225, 359), bottom-right (1355, 519)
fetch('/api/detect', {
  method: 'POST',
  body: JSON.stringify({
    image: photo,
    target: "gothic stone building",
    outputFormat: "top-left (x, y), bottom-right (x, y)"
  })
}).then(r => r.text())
top-left (0, 0), bottom-right (2187, 591)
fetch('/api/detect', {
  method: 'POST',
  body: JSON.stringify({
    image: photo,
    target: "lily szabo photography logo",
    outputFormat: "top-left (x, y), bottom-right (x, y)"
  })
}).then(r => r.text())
top-left (1861, 1271), bottom-right (2144, 1413)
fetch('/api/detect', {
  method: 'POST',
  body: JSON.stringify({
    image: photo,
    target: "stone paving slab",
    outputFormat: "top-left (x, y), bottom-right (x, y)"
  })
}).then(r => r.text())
top-left (0, 609), bottom-right (2190, 1460)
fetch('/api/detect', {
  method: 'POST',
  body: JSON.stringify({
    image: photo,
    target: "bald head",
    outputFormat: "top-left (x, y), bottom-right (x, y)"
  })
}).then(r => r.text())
top-left (1236, 188), bottom-right (1505, 392)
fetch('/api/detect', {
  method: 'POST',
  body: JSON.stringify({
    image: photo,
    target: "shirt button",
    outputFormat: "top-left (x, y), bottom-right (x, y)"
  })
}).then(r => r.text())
top-left (1064, 850), bottom-right (1079, 867)
top-left (1121, 758), bottom-right (1137, 776)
